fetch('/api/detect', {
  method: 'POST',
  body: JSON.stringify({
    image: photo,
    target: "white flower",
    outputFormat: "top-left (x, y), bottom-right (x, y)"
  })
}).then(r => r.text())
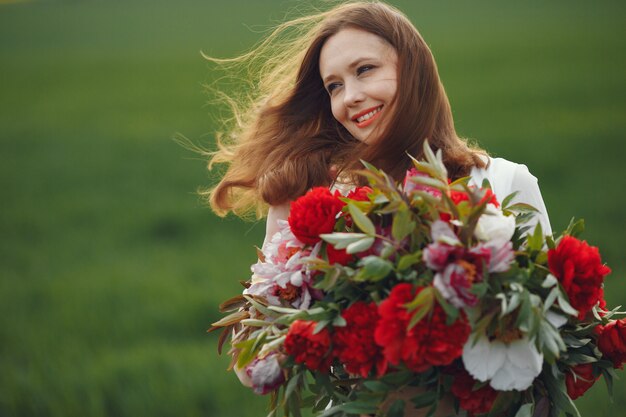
top-left (431, 220), bottom-right (461, 245)
top-left (245, 220), bottom-right (321, 310)
top-left (485, 240), bottom-right (515, 273)
top-left (433, 262), bottom-right (479, 308)
top-left (246, 353), bottom-right (285, 395)
top-left (546, 311), bottom-right (568, 329)
top-left (475, 205), bottom-right (516, 244)
top-left (462, 334), bottom-right (543, 391)
top-left (262, 219), bottom-right (305, 264)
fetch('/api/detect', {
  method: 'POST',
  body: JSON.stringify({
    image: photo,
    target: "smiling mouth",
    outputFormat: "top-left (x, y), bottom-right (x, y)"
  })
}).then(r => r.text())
top-left (352, 105), bottom-right (383, 128)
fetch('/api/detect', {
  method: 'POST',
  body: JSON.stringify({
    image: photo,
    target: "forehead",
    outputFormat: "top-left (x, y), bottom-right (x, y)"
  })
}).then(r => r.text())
top-left (319, 27), bottom-right (396, 78)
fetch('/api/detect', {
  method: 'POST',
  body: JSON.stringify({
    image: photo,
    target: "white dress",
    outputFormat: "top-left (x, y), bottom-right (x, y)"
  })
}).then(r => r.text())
top-left (469, 157), bottom-right (552, 236)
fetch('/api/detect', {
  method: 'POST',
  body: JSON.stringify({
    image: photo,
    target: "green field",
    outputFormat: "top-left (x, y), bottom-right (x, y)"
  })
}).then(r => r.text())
top-left (1, 0), bottom-right (624, 416)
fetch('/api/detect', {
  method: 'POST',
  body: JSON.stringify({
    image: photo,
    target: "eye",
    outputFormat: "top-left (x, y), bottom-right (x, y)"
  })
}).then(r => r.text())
top-left (356, 65), bottom-right (375, 76)
top-left (326, 82), bottom-right (341, 95)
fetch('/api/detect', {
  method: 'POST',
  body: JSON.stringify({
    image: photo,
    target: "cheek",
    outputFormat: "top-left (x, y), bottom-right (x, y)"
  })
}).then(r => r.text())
top-left (379, 79), bottom-right (398, 103)
top-left (330, 98), bottom-right (346, 125)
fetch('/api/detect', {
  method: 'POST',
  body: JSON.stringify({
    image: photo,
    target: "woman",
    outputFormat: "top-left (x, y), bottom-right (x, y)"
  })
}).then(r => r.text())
top-left (206, 1), bottom-right (551, 415)
top-left (207, 1), bottom-right (550, 236)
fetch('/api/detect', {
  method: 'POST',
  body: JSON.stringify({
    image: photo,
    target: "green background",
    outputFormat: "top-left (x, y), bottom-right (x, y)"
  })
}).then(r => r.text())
top-left (1, 0), bottom-right (624, 416)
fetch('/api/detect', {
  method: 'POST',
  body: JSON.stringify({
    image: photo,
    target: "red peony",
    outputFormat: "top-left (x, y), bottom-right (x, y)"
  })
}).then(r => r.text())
top-left (333, 302), bottom-right (387, 377)
top-left (326, 244), bottom-right (353, 266)
top-left (288, 187), bottom-right (345, 245)
top-left (441, 188), bottom-right (499, 221)
top-left (481, 188), bottom-right (499, 208)
top-left (374, 284), bottom-right (470, 372)
top-left (451, 368), bottom-right (498, 416)
top-left (547, 236), bottom-right (611, 319)
top-left (449, 188), bottom-right (499, 208)
top-left (565, 364), bottom-right (599, 400)
top-left (284, 320), bottom-right (332, 371)
top-left (597, 319), bottom-right (626, 369)
top-left (449, 190), bottom-right (469, 206)
top-left (346, 186), bottom-right (373, 202)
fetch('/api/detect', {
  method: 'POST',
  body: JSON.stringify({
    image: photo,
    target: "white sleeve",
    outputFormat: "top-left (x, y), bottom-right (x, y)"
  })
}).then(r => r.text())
top-left (509, 164), bottom-right (552, 236)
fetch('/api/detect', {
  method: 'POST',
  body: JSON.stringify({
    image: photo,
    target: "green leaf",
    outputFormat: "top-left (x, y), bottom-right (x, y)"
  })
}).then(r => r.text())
top-left (507, 202), bottom-right (539, 213)
top-left (392, 206), bottom-right (416, 241)
top-left (356, 256), bottom-right (393, 281)
top-left (362, 380), bottom-right (389, 393)
top-left (320, 232), bottom-right (368, 249)
top-left (387, 400), bottom-right (406, 417)
top-left (332, 315), bottom-right (347, 327)
top-left (543, 364), bottom-right (581, 417)
top-left (564, 218), bottom-right (585, 238)
top-left (397, 252), bottom-right (421, 271)
top-left (527, 222), bottom-right (544, 252)
top-left (543, 287), bottom-right (559, 313)
top-left (601, 367), bottom-right (616, 397)
top-left (434, 288), bottom-right (459, 324)
top-left (501, 191), bottom-right (520, 210)
top-left (348, 203), bottom-right (376, 236)
top-left (406, 287), bottom-right (434, 329)
top-left (235, 339), bottom-right (258, 368)
top-left (566, 353), bottom-right (597, 364)
top-left (313, 320), bottom-right (331, 334)
top-left (380, 242), bottom-right (396, 259)
top-left (346, 236), bottom-right (375, 254)
top-left (503, 292), bottom-right (522, 317)
top-left (514, 403), bottom-right (534, 417)
top-left (284, 371), bottom-right (302, 401)
top-left (541, 274), bottom-right (558, 288)
top-left (267, 305), bottom-right (302, 314)
top-left (315, 268), bottom-right (341, 290)
top-left (410, 390), bottom-right (437, 409)
top-left (336, 401), bottom-right (379, 414)
top-left (515, 291), bottom-right (532, 331)
top-left (538, 319), bottom-right (565, 360)
top-left (557, 291), bottom-right (579, 316)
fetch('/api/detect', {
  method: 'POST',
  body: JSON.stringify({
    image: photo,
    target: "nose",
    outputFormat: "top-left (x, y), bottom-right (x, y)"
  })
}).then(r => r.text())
top-left (343, 80), bottom-right (365, 107)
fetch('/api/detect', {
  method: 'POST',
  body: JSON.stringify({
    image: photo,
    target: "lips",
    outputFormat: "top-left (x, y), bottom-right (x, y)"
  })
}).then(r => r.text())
top-left (351, 105), bottom-right (383, 128)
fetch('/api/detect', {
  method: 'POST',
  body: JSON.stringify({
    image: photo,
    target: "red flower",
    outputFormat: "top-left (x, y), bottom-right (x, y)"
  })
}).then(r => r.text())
top-left (449, 188), bottom-right (499, 208)
top-left (333, 302), bottom-right (387, 377)
top-left (451, 368), bottom-right (498, 416)
top-left (565, 364), bottom-right (599, 400)
top-left (597, 319), bottom-right (626, 369)
top-left (326, 244), bottom-right (353, 266)
top-left (346, 186), bottom-right (373, 202)
top-left (449, 190), bottom-right (470, 206)
top-left (288, 187), bottom-right (345, 245)
top-left (547, 236), bottom-right (611, 319)
top-left (481, 188), bottom-right (499, 208)
top-left (441, 188), bottom-right (499, 222)
top-left (284, 320), bottom-right (332, 371)
top-left (374, 284), bottom-right (470, 372)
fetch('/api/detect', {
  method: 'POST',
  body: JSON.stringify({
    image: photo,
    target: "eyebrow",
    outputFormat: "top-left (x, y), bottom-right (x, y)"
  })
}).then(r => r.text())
top-left (321, 56), bottom-right (376, 85)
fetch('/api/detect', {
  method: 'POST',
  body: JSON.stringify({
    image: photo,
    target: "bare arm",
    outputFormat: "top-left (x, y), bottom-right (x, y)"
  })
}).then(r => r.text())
top-left (233, 203), bottom-right (291, 387)
top-left (264, 203), bottom-right (291, 246)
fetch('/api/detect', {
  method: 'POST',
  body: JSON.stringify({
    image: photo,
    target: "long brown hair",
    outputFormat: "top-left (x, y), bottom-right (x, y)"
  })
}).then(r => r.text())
top-left (205, 1), bottom-right (486, 218)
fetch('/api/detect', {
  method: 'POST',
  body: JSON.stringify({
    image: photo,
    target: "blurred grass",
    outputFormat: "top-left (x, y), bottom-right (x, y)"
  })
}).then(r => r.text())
top-left (0, 0), bottom-right (624, 416)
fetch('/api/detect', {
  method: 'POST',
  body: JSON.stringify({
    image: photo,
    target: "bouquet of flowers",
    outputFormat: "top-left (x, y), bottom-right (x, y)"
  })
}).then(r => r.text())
top-left (210, 143), bottom-right (624, 417)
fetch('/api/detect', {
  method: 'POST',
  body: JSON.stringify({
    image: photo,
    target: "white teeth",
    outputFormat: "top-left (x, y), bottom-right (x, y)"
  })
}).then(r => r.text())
top-left (356, 106), bottom-right (382, 123)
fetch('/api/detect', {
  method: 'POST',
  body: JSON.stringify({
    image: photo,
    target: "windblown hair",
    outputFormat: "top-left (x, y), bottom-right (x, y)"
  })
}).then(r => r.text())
top-left (204, 1), bottom-right (486, 218)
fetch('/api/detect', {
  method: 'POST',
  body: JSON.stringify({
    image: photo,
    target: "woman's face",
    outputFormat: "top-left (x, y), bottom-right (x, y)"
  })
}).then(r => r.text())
top-left (319, 27), bottom-right (398, 144)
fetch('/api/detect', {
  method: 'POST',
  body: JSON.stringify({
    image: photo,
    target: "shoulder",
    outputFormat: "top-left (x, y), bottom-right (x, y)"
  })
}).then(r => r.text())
top-left (470, 156), bottom-right (538, 199)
